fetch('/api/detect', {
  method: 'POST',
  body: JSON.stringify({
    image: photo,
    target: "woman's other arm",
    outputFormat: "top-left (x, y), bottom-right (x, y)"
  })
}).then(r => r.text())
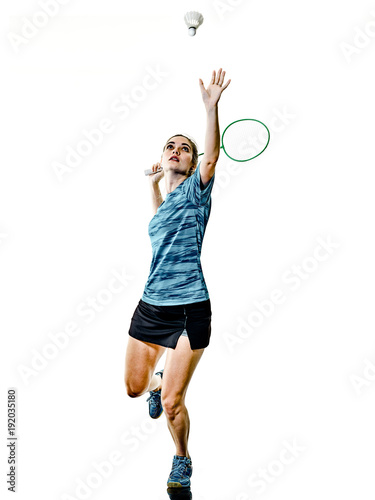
top-left (149, 162), bottom-right (164, 215)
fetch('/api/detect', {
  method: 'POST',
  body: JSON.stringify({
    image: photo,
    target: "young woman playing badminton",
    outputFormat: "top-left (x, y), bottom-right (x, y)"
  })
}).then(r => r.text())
top-left (124, 68), bottom-right (231, 488)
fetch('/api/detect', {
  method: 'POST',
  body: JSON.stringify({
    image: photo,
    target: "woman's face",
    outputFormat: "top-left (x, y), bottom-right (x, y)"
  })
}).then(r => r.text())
top-left (161, 136), bottom-right (195, 176)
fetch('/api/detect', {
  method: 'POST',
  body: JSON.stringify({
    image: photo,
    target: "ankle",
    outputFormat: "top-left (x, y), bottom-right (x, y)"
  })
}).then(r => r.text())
top-left (154, 374), bottom-right (162, 392)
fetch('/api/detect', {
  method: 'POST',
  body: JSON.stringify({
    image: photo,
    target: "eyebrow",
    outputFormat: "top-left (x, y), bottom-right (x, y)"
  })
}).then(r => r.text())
top-left (166, 141), bottom-right (191, 149)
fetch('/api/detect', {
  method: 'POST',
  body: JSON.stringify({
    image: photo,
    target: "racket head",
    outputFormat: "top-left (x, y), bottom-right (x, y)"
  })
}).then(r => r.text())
top-left (221, 118), bottom-right (270, 162)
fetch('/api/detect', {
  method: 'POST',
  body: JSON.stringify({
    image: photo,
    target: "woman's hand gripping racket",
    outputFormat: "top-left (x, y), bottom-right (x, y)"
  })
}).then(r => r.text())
top-left (144, 162), bottom-right (164, 179)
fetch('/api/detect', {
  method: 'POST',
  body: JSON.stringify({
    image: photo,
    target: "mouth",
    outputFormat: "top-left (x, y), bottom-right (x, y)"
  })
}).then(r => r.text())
top-left (169, 155), bottom-right (179, 162)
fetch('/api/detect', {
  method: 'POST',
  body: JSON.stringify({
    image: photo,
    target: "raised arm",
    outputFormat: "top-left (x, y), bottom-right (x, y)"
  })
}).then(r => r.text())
top-left (198, 68), bottom-right (231, 186)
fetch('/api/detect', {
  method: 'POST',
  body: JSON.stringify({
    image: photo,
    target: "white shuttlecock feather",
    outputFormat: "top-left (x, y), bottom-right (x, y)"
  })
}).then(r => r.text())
top-left (184, 11), bottom-right (204, 36)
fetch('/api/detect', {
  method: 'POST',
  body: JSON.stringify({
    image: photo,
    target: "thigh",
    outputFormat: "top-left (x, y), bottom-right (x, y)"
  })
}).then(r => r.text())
top-left (125, 336), bottom-right (166, 395)
top-left (162, 335), bottom-right (205, 401)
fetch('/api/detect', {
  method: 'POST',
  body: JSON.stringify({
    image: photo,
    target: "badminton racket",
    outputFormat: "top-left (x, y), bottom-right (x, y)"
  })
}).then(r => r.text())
top-left (144, 118), bottom-right (270, 175)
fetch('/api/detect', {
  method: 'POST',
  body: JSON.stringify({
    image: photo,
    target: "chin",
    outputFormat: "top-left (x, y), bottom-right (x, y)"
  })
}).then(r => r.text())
top-left (168, 163), bottom-right (185, 172)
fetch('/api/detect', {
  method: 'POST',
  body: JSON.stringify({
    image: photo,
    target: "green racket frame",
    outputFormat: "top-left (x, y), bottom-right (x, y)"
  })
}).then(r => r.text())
top-left (198, 118), bottom-right (270, 162)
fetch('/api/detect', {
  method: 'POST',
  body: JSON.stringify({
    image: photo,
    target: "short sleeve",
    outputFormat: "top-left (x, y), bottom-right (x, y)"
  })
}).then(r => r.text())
top-left (183, 161), bottom-right (215, 207)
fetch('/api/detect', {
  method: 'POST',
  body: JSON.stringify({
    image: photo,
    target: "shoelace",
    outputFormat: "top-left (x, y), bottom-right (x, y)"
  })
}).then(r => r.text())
top-left (170, 459), bottom-right (189, 478)
top-left (146, 390), bottom-right (160, 403)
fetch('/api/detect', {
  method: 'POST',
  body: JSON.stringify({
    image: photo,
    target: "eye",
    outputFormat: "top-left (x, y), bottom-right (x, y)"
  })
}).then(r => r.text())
top-left (183, 147), bottom-right (189, 152)
top-left (166, 144), bottom-right (173, 149)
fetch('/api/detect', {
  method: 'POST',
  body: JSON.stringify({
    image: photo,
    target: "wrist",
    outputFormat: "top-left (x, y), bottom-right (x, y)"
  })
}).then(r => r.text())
top-left (205, 103), bottom-right (218, 114)
top-left (149, 177), bottom-right (161, 186)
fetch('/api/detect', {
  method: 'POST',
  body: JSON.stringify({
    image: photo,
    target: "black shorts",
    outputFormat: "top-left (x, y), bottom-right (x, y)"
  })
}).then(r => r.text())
top-left (128, 298), bottom-right (212, 350)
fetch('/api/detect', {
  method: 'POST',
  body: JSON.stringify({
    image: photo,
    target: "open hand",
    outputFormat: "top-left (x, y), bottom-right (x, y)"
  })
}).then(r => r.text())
top-left (199, 68), bottom-right (231, 110)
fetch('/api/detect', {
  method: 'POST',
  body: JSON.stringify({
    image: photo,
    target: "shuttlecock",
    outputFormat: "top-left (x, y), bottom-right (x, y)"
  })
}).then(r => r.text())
top-left (184, 11), bottom-right (204, 36)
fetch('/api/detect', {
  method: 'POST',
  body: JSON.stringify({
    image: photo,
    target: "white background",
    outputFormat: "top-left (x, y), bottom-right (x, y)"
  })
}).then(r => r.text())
top-left (1, 0), bottom-right (375, 499)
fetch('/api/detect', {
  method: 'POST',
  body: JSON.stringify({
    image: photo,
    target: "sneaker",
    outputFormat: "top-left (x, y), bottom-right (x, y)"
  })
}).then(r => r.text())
top-left (146, 369), bottom-right (163, 419)
top-left (167, 455), bottom-right (193, 488)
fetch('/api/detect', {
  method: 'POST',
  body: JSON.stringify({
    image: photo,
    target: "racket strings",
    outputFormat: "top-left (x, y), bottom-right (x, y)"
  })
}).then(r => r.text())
top-left (222, 120), bottom-right (269, 161)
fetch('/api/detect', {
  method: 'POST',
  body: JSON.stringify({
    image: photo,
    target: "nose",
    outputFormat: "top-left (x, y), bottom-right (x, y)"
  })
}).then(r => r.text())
top-left (173, 149), bottom-right (180, 155)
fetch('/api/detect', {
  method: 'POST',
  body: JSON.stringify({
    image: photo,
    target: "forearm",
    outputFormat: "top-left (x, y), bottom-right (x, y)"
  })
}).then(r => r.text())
top-left (204, 105), bottom-right (220, 165)
top-left (149, 181), bottom-right (163, 214)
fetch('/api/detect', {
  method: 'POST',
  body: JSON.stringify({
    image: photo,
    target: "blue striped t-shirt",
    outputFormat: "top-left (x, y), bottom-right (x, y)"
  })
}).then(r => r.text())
top-left (141, 162), bottom-right (215, 306)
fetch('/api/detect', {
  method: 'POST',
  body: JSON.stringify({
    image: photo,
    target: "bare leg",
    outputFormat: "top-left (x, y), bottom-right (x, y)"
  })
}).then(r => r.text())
top-left (124, 336), bottom-right (165, 397)
top-left (161, 335), bottom-right (205, 458)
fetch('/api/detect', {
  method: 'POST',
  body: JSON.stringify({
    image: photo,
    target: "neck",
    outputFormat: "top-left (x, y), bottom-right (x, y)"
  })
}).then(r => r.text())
top-left (164, 170), bottom-right (188, 194)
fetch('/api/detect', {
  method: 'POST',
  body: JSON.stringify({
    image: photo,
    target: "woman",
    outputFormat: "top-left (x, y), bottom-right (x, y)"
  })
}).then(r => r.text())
top-left (124, 68), bottom-right (231, 488)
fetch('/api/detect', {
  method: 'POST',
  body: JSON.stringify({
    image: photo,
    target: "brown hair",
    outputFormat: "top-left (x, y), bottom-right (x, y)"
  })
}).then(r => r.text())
top-left (163, 134), bottom-right (198, 177)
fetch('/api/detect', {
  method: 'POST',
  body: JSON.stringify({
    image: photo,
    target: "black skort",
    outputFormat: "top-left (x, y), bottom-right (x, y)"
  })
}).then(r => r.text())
top-left (128, 298), bottom-right (212, 350)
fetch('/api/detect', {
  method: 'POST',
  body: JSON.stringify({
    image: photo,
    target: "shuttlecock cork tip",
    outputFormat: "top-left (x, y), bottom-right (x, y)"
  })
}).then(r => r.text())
top-left (184, 11), bottom-right (204, 36)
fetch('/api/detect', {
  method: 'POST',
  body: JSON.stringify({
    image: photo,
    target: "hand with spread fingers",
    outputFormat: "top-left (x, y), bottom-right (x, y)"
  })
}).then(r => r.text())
top-left (199, 68), bottom-right (231, 110)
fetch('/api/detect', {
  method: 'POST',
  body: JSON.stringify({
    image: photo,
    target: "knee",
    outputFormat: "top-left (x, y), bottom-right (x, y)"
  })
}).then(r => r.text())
top-left (161, 394), bottom-right (184, 420)
top-left (126, 388), bottom-right (142, 398)
top-left (124, 378), bottom-right (145, 398)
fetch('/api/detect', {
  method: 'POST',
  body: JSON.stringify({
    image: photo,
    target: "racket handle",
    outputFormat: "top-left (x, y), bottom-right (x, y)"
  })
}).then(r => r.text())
top-left (144, 167), bottom-right (162, 176)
